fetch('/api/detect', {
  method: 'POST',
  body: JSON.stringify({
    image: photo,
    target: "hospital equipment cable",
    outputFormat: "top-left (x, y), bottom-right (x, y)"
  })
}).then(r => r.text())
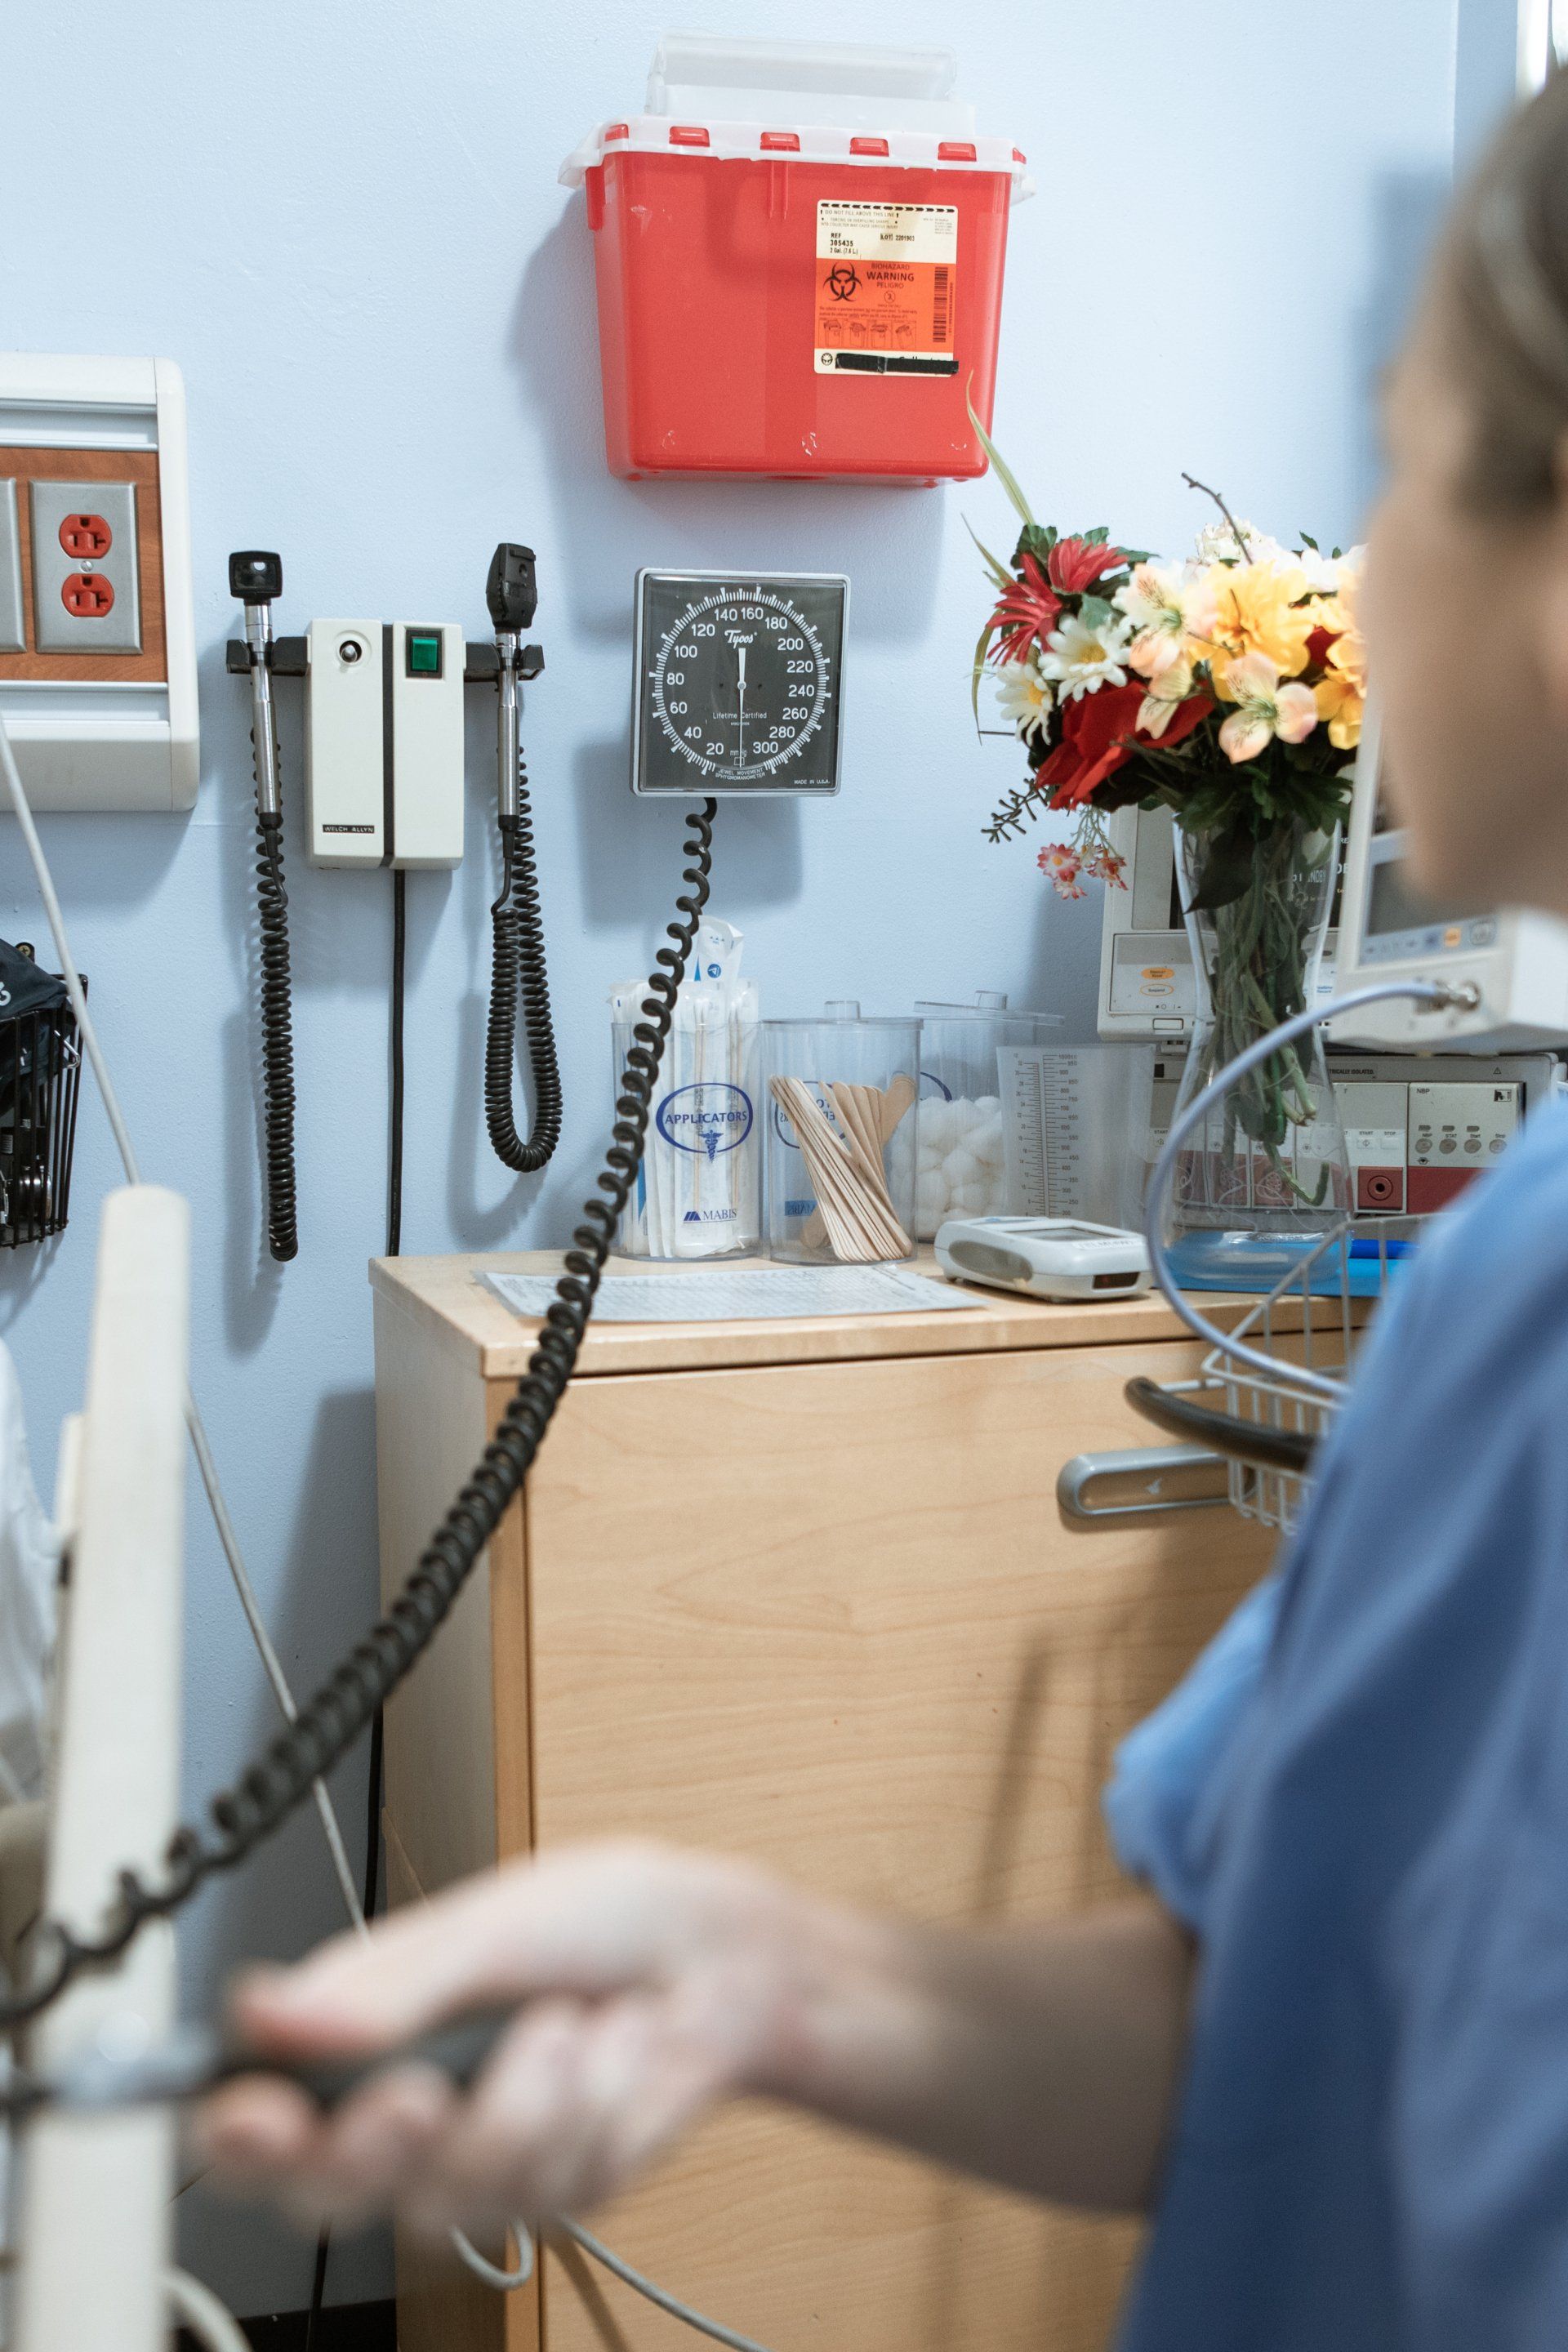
top-left (231, 551), bottom-right (301, 1263)
top-left (1142, 976), bottom-right (1481, 1402)
top-left (0, 785), bottom-right (719, 2002)
top-left (307, 864), bottom-right (407, 2346)
top-left (0, 719), bottom-right (785, 2352)
top-left (483, 541), bottom-right (564, 1174)
top-left (0, 710), bottom-right (781, 2350)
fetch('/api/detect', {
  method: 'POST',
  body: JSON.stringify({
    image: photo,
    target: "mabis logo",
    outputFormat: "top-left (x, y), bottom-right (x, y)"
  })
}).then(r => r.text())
top-left (656, 1083), bottom-right (755, 1163)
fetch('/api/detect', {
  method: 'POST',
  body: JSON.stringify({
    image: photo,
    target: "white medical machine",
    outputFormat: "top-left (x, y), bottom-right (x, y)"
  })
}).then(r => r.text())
top-left (1097, 803), bottom-right (1342, 1042)
top-left (935, 1213), bottom-right (1152, 1302)
top-left (1330, 710), bottom-right (1568, 1052)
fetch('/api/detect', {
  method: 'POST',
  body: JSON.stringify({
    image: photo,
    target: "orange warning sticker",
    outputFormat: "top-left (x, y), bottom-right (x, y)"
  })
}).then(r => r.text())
top-left (814, 201), bottom-right (959, 377)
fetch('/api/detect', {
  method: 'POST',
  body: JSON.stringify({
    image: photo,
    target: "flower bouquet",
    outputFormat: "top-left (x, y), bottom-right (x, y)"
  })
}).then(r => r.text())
top-left (972, 432), bottom-right (1365, 1229)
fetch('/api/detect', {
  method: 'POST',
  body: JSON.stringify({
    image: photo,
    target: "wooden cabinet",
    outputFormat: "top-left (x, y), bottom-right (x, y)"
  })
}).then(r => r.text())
top-left (371, 1254), bottom-right (1281, 2352)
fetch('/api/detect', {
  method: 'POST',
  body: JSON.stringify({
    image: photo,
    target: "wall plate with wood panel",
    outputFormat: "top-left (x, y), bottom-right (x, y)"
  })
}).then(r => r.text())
top-left (0, 356), bottom-right (198, 811)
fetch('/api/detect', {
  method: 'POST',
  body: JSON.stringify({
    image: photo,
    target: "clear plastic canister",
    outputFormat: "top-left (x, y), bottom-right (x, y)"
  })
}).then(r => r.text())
top-left (911, 993), bottom-right (1063, 1238)
top-left (763, 1004), bottom-right (920, 1263)
top-left (612, 1009), bottom-right (760, 1259)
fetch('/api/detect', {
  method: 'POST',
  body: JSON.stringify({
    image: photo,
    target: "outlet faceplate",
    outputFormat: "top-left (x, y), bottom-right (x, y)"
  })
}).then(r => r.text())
top-left (0, 481), bottom-right (21, 653)
top-left (29, 477), bottom-right (141, 653)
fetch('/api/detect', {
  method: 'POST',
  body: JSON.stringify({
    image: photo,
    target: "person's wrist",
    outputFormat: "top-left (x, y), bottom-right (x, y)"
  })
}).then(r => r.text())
top-left (732, 1878), bottom-right (916, 2109)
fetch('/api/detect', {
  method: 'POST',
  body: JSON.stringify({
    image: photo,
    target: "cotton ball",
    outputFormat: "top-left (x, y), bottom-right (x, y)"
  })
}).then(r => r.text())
top-left (942, 1147), bottom-right (980, 1190)
top-left (917, 1139), bottom-right (943, 1174)
top-left (973, 1095), bottom-right (1001, 1119)
top-left (951, 1179), bottom-right (992, 1214)
top-left (971, 1118), bottom-right (1006, 1169)
top-left (915, 1171), bottom-right (947, 1228)
top-left (922, 1099), bottom-right (954, 1152)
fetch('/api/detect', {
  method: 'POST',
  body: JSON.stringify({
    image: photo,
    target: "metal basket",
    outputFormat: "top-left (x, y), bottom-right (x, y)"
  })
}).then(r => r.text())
top-left (1193, 1223), bottom-right (1412, 1534)
top-left (1126, 980), bottom-right (1469, 1535)
top-left (0, 948), bottom-right (85, 1249)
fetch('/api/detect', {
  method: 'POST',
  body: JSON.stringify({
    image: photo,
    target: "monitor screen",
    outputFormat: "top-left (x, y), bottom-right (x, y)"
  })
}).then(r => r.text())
top-left (1365, 853), bottom-right (1476, 943)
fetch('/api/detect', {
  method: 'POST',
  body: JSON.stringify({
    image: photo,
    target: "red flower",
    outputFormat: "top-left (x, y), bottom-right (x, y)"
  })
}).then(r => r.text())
top-left (988, 551), bottom-right (1062, 666)
top-left (1040, 684), bottom-right (1212, 810)
top-left (1305, 623), bottom-right (1339, 672)
top-left (1048, 536), bottom-right (1127, 595)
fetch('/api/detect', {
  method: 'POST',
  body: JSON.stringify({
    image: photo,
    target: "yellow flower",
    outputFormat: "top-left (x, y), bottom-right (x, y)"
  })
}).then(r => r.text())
top-left (1311, 570), bottom-right (1366, 751)
top-left (1314, 670), bottom-right (1364, 751)
top-left (1204, 559), bottom-right (1316, 697)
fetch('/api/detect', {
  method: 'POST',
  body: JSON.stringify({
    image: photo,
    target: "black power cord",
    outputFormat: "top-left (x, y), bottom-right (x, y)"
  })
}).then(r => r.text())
top-left (255, 807), bottom-right (300, 1264)
top-left (485, 767), bottom-right (562, 1174)
top-left (307, 873), bottom-right (404, 2346)
top-left (2, 800), bottom-right (716, 2033)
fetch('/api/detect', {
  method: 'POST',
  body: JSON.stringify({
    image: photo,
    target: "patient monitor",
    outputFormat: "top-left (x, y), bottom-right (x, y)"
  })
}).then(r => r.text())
top-left (1332, 710), bottom-right (1568, 1052)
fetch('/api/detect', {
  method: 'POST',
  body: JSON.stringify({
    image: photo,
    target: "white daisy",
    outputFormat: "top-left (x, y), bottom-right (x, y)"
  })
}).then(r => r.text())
top-left (1039, 611), bottom-right (1134, 702)
top-left (994, 658), bottom-right (1054, 744)
top-left (1194, 518), bottom-right (1285, 568)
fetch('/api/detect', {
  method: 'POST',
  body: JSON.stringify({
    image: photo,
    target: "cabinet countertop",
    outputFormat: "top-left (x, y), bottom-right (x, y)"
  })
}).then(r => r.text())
top-left (369, 1247), bottom-right (1329, 1379)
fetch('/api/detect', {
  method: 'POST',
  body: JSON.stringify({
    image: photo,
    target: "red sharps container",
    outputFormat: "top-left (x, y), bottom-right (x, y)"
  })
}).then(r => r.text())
top-left (559, 36), bottom-right (1031, 485)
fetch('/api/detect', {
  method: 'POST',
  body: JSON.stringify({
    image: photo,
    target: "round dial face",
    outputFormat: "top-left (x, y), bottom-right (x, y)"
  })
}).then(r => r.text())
top-left (633, 572), bottom-right (847, 796)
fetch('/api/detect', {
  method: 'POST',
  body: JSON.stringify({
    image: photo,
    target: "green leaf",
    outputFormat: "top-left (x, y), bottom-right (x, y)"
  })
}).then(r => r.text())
top-left (965, 391), bottom-right (1036, 529)
top-left (964, 519), bottom-right (1017, 595)
top-left (1084, 525), bottom-right (1110, 546)
top-left (1184, 819), bottom-right (1258, 911)
top-left (1077, 594), bottom-right (1115, 629)
top-left (1299, 532), bottom-right (1320, 550)
top-left (969, 617), bottom-right (999, 722)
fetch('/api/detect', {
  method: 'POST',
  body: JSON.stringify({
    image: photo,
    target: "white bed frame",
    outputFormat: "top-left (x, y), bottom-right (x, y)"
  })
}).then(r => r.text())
top-left (13, 1185), bottom-right (189, 2352)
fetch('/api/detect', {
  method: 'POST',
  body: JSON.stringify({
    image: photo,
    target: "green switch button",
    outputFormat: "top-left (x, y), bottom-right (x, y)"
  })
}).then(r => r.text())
top-left (406, 630), bottom-right (443, 677)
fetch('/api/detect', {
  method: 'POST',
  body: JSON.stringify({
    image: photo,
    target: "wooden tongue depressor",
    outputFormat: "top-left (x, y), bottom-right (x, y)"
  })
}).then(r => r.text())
top-left (773, 1078), bottom-right (909, 1261)
top-left (773, 1080), bottom-right (867, 1258)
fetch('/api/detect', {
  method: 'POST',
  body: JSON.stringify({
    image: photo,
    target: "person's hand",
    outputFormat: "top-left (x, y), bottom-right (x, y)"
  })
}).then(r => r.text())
top-left (195, 1841), bottom-right (817, 2238)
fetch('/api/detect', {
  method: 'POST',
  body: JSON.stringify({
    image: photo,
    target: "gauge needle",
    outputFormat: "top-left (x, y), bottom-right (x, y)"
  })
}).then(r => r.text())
top-left (736, 644), bottom-right (747, 766)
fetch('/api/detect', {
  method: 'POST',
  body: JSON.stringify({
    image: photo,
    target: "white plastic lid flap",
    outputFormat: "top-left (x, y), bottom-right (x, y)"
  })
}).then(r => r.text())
top-left (646, 33), bottom-right (976, 136)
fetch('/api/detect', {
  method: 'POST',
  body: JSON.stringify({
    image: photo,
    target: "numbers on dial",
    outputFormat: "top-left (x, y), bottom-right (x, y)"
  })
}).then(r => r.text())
top-left (648, 589), bottom-right (831, 782)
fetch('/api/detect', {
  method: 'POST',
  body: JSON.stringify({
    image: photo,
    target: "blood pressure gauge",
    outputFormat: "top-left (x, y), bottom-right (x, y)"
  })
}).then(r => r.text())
top-left (631, 569), bottom-right (848, 796)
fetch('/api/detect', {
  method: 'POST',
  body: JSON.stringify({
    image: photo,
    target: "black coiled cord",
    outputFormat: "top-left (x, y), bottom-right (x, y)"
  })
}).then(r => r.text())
top-left (485, 751), bottom-right (562, 1174)
top-left (2, 800), bottom-right (717, 2034)
top-left (255, 806), bottom-right (300, 1262)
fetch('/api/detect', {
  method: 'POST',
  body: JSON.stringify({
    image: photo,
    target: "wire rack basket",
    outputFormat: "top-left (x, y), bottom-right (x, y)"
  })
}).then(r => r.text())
top-left (0, 947), bottom-right (85, 1250)
top-left (1194, 1222), bottom-right (1414, 1534)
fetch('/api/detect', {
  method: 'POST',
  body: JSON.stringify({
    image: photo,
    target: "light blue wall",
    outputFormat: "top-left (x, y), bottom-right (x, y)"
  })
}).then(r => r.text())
top-left (1, 0), bottom-right (1461, 2318)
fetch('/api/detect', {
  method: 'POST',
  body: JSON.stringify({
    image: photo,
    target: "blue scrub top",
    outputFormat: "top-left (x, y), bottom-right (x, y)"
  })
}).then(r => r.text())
top-left (1106, 1095), bottom-right (1568, 2352)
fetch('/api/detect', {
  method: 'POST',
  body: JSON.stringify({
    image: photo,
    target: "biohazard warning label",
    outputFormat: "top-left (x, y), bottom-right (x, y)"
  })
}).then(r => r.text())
top-left (814, 201), bottom-right (959, 376)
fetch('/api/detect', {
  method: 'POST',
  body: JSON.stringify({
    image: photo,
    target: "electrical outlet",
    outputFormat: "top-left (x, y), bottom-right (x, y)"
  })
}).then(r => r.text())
top-left (0, 480), bottom-right (22, 653)
top-left (29, 477), bottom-right (141, 653)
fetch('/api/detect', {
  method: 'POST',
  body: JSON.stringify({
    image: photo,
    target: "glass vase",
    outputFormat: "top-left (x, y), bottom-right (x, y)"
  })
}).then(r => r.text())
top-left (1162, 817), bottom-right (1350, 1289)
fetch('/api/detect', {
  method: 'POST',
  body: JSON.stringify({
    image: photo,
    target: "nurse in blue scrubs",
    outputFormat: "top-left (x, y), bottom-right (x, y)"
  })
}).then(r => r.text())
top-left (203, 69), bottom-right (1568, 2352)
